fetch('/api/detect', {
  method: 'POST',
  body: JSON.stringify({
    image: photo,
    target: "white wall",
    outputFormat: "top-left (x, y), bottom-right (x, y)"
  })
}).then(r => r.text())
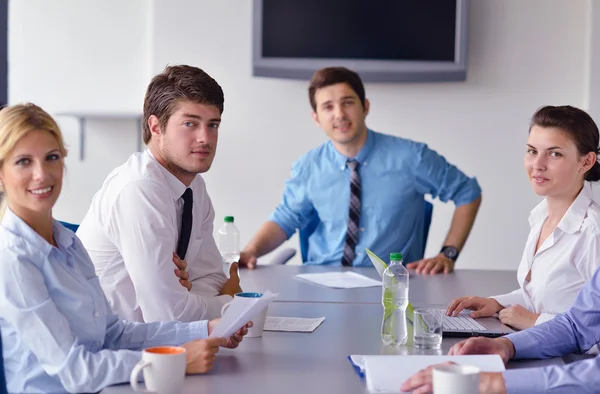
top-left (9, 0), bottom-right (594, 270)
top-left (9, 0), bottom-right (152, 222)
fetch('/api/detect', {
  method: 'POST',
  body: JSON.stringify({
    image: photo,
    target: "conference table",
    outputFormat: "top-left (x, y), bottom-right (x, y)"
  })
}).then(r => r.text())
top-left (102, 266), bottom-right (568, 394)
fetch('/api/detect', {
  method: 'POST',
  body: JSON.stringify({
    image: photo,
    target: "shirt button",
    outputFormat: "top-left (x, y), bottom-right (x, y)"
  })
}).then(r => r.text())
top-left (360, 228), bottom-right (365, 232)
top-left (94, 312), bottom-right (100, 317)
top-left (340, 166), bottom-right (345, 171)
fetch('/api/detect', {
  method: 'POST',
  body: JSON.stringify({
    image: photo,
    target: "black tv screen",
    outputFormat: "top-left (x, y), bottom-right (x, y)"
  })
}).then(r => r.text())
top-left (262, 0), bottom-right (456, 62)
top-left (253, 0), bottom-right (469, 83)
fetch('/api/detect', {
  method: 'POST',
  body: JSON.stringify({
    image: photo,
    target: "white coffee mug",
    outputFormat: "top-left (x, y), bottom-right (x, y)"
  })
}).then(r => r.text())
top-left (221, 292), bottom-right (268, 338)
top-left (130, 346), bottom-right (186, 394)
top-left (432, 364), bottom-right (480, 394)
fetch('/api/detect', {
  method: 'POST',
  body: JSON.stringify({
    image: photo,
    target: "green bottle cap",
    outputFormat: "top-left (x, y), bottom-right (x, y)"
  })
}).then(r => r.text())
top-left (224, 216), bottom-right (234, 223)
top-left (390, 252), bottom-right (403, 261)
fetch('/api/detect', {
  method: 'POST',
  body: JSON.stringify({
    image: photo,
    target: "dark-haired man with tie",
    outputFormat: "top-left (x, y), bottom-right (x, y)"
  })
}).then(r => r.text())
top-left (240, 67), bottom-right (482, 273)
top-left (78, 65), bottom-right (241, 323)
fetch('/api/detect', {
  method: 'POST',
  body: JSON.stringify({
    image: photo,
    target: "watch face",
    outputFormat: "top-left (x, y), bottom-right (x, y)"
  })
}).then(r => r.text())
top-left (443, 246), bottom-right (458, 259)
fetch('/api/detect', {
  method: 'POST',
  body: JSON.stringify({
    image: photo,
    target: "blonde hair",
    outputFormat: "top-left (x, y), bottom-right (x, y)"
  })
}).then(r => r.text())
top-left (0, 103), bottom-right (68, 218)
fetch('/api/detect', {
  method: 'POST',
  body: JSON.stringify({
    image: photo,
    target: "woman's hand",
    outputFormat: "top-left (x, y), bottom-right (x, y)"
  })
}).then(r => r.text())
top-left (498, 305), bottom-right (539, 330)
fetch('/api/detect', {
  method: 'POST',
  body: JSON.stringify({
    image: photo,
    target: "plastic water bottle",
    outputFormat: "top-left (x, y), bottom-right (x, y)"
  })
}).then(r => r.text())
top-left (381, 252), bottom-right (409, 346)
top-left (218, 216), bottom-right (240, 277)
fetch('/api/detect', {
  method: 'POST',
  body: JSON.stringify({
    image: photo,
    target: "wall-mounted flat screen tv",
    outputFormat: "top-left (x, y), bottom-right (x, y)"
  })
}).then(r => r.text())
top-left (253, 0), bottom-right (469, 82)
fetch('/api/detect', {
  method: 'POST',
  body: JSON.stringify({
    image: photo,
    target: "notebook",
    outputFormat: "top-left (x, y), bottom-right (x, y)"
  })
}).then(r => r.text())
top-left (349, 354), bottom-right (505, 393)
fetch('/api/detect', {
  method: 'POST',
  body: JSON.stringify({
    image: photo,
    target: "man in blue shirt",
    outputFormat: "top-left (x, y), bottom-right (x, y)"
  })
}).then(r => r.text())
top-left (240, 67), bottom-right (482, 274)
top-left (402, 265), bottom-right (600, 393)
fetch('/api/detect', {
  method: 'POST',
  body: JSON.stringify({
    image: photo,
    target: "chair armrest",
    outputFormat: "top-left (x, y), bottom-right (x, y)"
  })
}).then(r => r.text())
top-left (268, 248), bottom-right (297, 265)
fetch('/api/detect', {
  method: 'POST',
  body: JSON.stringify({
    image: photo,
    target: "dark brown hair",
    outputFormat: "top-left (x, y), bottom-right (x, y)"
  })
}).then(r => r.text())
top-left (308, 67), bottom-right (365, 111)
top-left (531, 105), bottom-right (600, 181)
top-left (142, 65), bottom-right (224, 144)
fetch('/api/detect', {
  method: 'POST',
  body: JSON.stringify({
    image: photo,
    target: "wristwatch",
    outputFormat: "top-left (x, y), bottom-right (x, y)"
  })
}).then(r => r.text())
top-left (440, 246), bottom-right (459, 261)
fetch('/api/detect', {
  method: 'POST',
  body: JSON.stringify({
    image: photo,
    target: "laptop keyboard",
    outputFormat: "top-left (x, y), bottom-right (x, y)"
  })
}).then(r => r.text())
top-left (443, 315), bottom-right (488, 331)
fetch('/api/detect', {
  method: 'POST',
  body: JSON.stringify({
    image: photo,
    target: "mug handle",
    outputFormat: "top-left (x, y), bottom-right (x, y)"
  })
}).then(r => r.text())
top-left (221, 301), bottom-right (232, 317)
top-left (130, 360), bottom-right (152, 393)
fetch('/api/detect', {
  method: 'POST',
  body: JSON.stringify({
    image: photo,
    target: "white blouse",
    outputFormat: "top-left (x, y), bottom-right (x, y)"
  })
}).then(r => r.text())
top-left (492, 182), bottom-right (600, 325)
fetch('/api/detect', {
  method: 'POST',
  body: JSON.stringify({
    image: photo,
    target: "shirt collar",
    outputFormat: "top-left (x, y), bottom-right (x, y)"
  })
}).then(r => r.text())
top-left (528, 182), bottom-right (594, 234)
top-left (328, 128), bottom-right (375, 169)
top-left (1, 208), bottom-right (75, 256)
top-left (145, 149), bottom-right (188, 200)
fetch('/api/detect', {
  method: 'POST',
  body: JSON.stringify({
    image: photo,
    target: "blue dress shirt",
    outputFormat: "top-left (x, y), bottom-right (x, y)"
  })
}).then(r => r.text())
top-left (0, 209), bottom-right (208, 394)
top-left (502, 266), bottom-right (600, 393)
top-left (270, 129), bottom-right (481, 265)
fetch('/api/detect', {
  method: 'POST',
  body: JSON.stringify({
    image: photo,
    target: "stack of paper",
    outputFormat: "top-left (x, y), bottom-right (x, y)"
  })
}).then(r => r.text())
top-left (264, 317), bottom-right (325, 332)
top-left (209, 290), bottom-right (278, 338)
top-left (349, 355), bottom-right (505, 393)
top-left (296, 272), bottom-right (382, 288)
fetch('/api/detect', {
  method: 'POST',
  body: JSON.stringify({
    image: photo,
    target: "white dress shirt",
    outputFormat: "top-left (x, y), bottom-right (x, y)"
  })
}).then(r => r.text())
top-left (0, 208), bottom-right (208, 393)
top-left (77, 150), bottom-right (231, 323)
top-left (492, 182), bottom-right (600, 326)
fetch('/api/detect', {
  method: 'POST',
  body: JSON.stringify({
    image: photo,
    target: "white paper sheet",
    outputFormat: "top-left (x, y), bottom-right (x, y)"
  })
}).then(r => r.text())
top-left (263, 316), bottom-right (325, 332)
top-left (295, 272), bottom-right (382, 288)
top-left (350, 355), bottom-right (505, 394)
top-left (208, 290), bottom-right (278, 339)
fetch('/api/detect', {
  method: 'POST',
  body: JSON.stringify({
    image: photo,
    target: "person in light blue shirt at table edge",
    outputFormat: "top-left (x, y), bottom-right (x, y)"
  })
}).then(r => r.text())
top-left (0, 104), bottom-right (250, 394)
top-left (239, 67), bottom-right (482, 274)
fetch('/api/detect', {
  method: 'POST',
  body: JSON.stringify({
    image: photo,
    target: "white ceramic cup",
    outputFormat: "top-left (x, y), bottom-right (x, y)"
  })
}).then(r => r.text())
top-left (221, 292), bottom-right (268, 338)
top-left (432, 364), bottom-right (480, 394)
top-left (130, 346), bottom-right (186, 394)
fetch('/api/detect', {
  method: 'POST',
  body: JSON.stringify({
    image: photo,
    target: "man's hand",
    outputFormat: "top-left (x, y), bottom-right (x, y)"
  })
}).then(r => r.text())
top-left (182, 337), bottom-right (225, 374)
top-left (219, 263), bottom-right (243, 297)
top-left (406, 253), bottom-right (455, 274)
top-left (173, 253), bottom-right (192, 291)
top-left (446, 296), bottom-right (504, 318)
top-left (498, 305), bottom-right (539, 330)
top-left (238, 249), bottom-right (257, 269)
top-left (449, 337), bottom-right (515, 365)
top-left (208, 318), bottom-right (253, 349)
top-left (401, 362), bottom-right (507, 394)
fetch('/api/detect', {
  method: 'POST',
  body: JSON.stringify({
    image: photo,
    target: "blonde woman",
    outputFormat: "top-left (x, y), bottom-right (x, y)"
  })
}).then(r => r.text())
top-left (0, 104), bottom-right (250, 393)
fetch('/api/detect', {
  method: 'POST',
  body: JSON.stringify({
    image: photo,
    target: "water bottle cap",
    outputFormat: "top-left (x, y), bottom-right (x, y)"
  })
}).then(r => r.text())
top-left (390, 252), bottom-right (403, 261)
top-left (224, 216), bottom-right (234, 223)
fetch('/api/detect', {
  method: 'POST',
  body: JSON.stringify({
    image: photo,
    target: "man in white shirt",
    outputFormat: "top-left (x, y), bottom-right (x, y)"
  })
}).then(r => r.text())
top-left (77, 65), bottom-right (242, 322)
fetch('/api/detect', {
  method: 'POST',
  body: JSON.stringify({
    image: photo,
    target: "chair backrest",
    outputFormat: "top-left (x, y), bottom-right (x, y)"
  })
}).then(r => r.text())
top-left (58, 221), bottom-right (80, 233)
top-left (1, 329), bottom-right (7, 394)
top-left (298, 200), bottom-right (434, 263)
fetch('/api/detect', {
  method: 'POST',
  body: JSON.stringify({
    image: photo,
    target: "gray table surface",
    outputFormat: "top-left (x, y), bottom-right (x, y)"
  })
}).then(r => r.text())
top-left (241, 265), bottom-right (519, 306)
top-left (102, 301), bottom-right (565, 394)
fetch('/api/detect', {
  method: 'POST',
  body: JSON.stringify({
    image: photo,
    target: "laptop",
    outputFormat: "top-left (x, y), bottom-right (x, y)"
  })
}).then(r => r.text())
top-left (441, 311), bottom-right (516, 338)
top-left (365, 249), bottom-right (515, 338)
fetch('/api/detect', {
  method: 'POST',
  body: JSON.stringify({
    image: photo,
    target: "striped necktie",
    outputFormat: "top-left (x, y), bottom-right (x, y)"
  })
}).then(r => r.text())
top-left (341, 160), bottom-right (361, 266)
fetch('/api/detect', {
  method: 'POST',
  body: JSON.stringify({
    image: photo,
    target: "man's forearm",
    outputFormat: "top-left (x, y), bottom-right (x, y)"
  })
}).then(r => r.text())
top-left (443, 195), bottom-right (481, 250)
top-left (243, 221), bottom-right (288, 257)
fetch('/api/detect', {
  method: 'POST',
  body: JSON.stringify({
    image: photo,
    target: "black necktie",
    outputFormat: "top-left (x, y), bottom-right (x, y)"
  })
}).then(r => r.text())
top-left (341, 160), bottom-right (361, 266)
top-left (176, 188), bottom-right (193, 259)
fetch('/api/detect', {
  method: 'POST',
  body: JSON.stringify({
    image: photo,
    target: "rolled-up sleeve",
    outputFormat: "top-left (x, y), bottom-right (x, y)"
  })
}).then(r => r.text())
top-left (0, 253), bottom-right (142, 393)
top-left (413, 143), bottom-right (481, 206)
top-left (269, 158), bottom-right (315, 237)
top-left (490, 288), bottom-right (528, 308)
